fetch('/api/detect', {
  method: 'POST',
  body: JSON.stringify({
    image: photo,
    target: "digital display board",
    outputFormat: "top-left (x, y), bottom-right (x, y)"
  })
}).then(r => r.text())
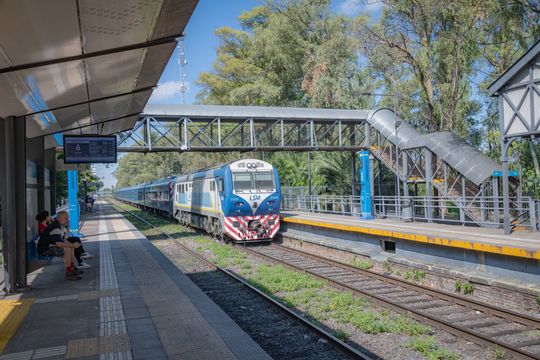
top-left (63, 135), bottom-right (117, 164)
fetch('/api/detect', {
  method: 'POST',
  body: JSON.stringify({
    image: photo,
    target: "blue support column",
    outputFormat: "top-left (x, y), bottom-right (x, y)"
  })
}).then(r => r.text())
top-left (67, 170), bottom-right (80, 235)
top-left (359, 150), bottom-right (374, 219)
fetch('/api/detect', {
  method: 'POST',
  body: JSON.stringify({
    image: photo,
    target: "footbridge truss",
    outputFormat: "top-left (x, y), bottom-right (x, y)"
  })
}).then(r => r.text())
top-left (117, 104), bottom-right (529, 229)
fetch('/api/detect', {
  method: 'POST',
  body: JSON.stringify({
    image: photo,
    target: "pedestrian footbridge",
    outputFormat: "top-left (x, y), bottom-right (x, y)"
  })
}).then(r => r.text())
top-left (118, 104), bottom-right (535, 230)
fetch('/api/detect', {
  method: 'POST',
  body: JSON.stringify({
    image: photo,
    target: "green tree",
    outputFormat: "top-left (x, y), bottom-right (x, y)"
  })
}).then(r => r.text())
top-left (196, 0), bottom-right (373, 190)
top-left (114, 0), bottom-right (540, 197)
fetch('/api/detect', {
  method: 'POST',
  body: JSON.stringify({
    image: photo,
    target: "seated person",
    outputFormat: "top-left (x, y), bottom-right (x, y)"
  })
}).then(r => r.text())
top-left (38, 211), bottom-right (85, 281)
top-left (36, 210), bottom-right (51, 235)
top-left (64, 219), bottom-right (93, 268)
top-left (36, 210), bottom-right (94, 266)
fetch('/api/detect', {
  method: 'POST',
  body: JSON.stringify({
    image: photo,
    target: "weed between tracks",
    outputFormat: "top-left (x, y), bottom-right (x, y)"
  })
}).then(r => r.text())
top-left (111, 200), bottom-right (462, 360)
top-left (407, 336), bottom-right (460, 360)
top-left (350, 257), bottom-right (374, 270)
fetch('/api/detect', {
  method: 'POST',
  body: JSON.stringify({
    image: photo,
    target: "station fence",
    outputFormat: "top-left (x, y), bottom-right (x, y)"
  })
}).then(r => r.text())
top-left (281, 194), bottom-right (540, 232)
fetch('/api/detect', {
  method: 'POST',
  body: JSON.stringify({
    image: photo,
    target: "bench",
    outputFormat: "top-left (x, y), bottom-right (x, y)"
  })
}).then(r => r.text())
top-left (26, 235), bottom-right (56, 272)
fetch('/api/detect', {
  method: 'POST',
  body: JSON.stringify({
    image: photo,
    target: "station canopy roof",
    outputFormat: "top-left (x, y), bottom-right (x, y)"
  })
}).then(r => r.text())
top-left (0, 0), bottom-right (198, 149)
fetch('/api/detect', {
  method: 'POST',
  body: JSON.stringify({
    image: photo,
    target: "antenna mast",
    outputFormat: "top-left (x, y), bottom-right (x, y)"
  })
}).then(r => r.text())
top-left (177, 38), bottom-right (187, 104)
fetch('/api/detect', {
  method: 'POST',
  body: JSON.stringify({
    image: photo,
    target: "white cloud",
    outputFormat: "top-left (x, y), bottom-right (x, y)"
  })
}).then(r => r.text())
top-left (338, 0), bottom-right (384, 16)
top-left (148, 80), bottom-right (189, 103)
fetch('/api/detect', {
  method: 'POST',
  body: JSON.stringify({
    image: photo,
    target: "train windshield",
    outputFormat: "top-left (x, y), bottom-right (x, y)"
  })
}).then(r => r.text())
top-left (233, 171), bottom-right (275, 192)
top-left (253, 172), bottom-right (274, 189)
top-left (233, 173), bottom-right (253, 191)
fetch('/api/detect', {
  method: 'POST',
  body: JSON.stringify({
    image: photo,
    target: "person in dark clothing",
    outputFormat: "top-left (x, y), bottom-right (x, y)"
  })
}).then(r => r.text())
top-left (38, 211), bottom-right (82, 281)
top-left (36, 210), bottom-right (51, 234)
top-left (64, 219), bottom-right (93, 269)
top-left (37, 209), bottom-right (94, 268)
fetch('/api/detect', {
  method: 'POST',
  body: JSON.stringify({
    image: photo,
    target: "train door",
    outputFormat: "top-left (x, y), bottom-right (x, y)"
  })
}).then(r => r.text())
top-left (211, 179), bottom-right (220, 214)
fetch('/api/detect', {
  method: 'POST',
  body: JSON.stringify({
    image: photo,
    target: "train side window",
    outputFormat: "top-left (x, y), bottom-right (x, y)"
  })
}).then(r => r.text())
top-left (217, 179), bottom-right (224, 192)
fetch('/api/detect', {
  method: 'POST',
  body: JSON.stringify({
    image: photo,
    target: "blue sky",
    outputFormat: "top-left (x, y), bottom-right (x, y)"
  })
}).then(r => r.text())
top-left (147, 0), bottom-right (382, 105)
top-left (96, 0), bottom-right (383, 188)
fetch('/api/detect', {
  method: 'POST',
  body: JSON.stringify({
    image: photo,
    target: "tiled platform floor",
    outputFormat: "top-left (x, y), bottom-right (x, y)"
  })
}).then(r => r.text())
top-left (0, 201), bottom-right (270, 360)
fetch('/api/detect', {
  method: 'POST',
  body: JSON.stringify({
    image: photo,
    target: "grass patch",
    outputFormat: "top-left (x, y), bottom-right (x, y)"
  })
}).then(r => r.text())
top-left (206, 242), bottom-right (249, 268)
top-left (462, 282), bottom-right (475, 295)
top-left (249, 264), bottom-right (325, 294)
top-left (332, 329), bottom-right (350, 341)
top-left (408, 336), bottom-right (460, 360)
top-left (112, 201), bottom-right (195, 240)
top-left (404, 269), bottom-right (426, 282)
top-left (383, 260), bottom-right (394, 274)
top-left (350, 257), bottom-right (373, 270)
top-left (494, 347), bottom-right (506, 359)
top-left (282, 287), bottom-right (430, 336)
top-left (454, 280), bottom-right (475, 295)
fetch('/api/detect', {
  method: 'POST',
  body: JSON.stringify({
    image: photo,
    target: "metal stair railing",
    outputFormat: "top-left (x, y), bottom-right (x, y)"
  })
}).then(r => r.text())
top-left (369, 140), bottom-right (487, 226)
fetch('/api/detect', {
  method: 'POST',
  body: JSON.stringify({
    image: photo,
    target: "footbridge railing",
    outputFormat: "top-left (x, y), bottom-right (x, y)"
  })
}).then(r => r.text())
top-left (281, 194), bottom-right (539, 232)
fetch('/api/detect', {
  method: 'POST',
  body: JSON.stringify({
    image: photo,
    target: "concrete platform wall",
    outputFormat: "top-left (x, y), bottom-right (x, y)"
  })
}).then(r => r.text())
top-left (280, 222), bottom-right (540, 285)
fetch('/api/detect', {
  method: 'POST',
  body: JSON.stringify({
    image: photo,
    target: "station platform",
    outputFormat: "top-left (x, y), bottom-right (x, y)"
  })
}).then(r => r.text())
top-left (0, 202), bottom-right (270, 360)
top-left (280, 211), bottom-right (540, 288)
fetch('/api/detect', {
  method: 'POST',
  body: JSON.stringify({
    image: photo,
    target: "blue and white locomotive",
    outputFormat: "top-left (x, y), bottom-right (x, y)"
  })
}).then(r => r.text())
top-left (115, 159), bottom-right (281, 242)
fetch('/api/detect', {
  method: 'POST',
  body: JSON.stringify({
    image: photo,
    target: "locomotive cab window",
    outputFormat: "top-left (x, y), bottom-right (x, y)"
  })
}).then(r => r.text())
top-left (233, 173), bottom-right (253, 191)
top-left (254, 172), bottom-right (274, 190)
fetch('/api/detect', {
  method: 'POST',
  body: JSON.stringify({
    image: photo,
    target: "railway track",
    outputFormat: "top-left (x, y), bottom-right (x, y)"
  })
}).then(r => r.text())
top-left (122, 208), bottom-right (375, 360)
top-left (240, 243), bottom-right (540, 360)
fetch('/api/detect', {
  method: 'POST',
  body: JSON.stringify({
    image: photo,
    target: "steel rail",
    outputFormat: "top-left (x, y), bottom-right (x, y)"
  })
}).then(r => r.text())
top-left (275, 243), bottom-right (540, 329)
top-left (120, 207), bottom-right (375, 360)
top-left (239, 244), bottom-right (540, 360)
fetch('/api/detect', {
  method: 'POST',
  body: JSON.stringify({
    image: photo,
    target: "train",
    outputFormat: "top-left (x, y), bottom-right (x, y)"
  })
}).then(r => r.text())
top-left (114, 159), bottom-right (281, 242)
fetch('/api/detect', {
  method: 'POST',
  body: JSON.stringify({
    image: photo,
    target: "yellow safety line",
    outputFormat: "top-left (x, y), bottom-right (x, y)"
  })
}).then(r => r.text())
top-left (281, 216), bottom-right (540, 260)
top-left (0, 299), bottom-right (34, 353)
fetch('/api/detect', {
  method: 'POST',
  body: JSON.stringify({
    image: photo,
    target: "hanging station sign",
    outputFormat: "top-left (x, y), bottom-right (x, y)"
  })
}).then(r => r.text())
top-left (63, 135), bottom-right (117, 164)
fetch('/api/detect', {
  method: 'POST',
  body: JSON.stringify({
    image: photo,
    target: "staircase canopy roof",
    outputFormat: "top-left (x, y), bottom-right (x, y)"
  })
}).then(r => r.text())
top-left (367, 108), bottom-right (501, 185)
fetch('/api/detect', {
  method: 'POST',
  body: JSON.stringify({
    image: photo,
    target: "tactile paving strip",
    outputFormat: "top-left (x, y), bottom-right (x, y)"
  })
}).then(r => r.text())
top-left (98, 214), bottom-right (132, 360)
top-left (111, 219), bottom-right (239, 360)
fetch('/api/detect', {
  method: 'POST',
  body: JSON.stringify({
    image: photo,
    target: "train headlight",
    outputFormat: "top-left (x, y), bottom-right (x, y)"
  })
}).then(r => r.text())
top-left (232, 221), bottom-right (240, 228)
top-left (235, 202), bottom-right (243, 207)
top-left (266, 200), bottom-right (275, 205)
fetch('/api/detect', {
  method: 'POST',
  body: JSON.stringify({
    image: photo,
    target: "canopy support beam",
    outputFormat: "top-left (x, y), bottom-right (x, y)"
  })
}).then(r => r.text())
top-left (24, 86), bottom-right (154, 117)
top-left (0, 34), bottom-right (183, 75)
